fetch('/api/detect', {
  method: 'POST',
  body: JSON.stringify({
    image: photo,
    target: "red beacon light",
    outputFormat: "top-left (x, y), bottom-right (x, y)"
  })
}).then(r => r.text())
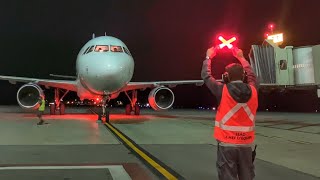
top-left (268, 24), bottom-right (275, 30)
top-left (268, 23), bottom-right (275, 33)
top-left (217, 36), bottom-right (237, 49)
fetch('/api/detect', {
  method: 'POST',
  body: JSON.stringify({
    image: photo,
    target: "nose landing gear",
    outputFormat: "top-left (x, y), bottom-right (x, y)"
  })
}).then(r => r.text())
top-left (125, 90), bottom-right (140, 115)
top-left (97, 95), bottom-right (110, 123)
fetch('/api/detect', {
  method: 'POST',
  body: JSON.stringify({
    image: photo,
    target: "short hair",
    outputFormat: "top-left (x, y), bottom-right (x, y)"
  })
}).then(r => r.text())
top-left (225, 63), bottom-right (244, 81)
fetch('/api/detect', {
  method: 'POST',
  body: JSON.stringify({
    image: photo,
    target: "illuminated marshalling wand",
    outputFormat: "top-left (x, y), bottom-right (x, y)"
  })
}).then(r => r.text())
top-left (218, 36), bottom-right (237, 49)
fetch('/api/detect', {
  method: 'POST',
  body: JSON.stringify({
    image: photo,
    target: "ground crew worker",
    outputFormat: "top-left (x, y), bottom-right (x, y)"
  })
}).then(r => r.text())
top-left (201, 46), bottom-right (259, 180)
top-left (37, 96), bottom-right (46, 125)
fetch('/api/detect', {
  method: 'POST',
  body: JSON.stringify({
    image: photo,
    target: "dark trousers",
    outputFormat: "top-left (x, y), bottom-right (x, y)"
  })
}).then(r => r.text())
top-left (37, 111), bottom-right (44, 120)
top-left (216, 144), bottom-right (255, 180)
top-left (37, 111), bottom-right (44, 124)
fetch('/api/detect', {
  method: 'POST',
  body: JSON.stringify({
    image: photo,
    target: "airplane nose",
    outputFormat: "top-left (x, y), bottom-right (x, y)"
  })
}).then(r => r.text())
top-left (98, 65), bottom-right (122, 80)
top-left (87, 64), bottom-right (126, 93)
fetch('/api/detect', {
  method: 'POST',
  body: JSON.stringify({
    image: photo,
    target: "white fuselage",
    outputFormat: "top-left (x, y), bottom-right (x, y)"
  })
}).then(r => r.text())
top-left (75, 36), bottom-right (134, 100)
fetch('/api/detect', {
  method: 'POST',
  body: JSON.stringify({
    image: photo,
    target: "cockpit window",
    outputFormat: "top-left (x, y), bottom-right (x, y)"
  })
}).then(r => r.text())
top-left (83, 46), bottom-right (91, 54)
top-left (123, 47), bottom-right (132, 56)
top-left (95, 45), bottom-right (109, 52)
top-left (87, 45), bottom-right (95, 53)
top-left (110, 45), bottom-right (123, 52)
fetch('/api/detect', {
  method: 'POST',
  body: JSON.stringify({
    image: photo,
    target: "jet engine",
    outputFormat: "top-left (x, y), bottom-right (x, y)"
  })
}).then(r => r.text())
top-left (148, 86), bottom-right (175, 111)
top-left (16, 83), bottom-right (44, 109)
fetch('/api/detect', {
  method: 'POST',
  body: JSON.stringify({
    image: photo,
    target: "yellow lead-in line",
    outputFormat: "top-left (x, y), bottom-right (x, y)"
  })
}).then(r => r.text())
top-left (105, 123), bottom-right (178, 180)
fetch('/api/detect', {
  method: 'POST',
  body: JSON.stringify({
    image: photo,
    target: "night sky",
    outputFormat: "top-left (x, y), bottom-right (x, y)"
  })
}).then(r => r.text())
top-left (0, 0), bottom-right (320, 112)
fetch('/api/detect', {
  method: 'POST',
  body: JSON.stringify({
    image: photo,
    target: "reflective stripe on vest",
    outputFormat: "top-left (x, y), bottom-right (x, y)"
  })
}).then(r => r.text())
top-left (215, 103), bottom-right (254, 132)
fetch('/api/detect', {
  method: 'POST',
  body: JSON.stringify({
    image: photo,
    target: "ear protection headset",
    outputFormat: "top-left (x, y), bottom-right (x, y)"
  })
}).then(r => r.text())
top-left (222, 69), bottom-right (248, 83)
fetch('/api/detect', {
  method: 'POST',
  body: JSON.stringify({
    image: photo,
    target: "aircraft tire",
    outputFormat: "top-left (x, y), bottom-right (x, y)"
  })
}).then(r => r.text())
top-left (106, 111), bottom-right (110, 122)
top-left (59, 103), bottom-right (65, 115)
top-left (125, 104), bottom-right (131, 115)
top-left (134, 104), bottom-right (140, 115)
top-left (50, 104), bottom-right (55, 115)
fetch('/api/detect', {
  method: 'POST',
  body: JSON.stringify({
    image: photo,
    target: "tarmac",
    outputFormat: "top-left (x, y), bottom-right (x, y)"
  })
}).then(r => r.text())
top-left (0, 105), bottom-right (319, 180)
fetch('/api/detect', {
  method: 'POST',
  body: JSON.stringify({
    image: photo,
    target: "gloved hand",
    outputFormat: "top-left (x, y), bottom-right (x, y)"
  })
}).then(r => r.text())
top-left (206, 47), bottom-right (217, 59)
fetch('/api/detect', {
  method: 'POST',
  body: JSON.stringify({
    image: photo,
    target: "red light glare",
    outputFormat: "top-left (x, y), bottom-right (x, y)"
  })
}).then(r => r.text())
top-left (96, 98), bottom-right (99, 101)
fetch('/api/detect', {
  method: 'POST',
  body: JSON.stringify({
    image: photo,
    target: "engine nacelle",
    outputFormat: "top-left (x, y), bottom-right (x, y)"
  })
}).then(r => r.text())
top-left (16, 83), bottom-right (44, 109)
top-left (148, 86), bottom-right (175, 111)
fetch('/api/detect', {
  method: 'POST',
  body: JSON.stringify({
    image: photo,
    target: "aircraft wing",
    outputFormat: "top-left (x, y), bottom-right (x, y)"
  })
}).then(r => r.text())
top-left (122, 80), bottom-right (205, 92)
top-left (0, 75), bottom-right (78, 92)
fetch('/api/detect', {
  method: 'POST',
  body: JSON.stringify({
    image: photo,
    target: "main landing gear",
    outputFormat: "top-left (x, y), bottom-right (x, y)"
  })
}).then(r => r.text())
top-left (97, 95), bottom-right (110, 123)
top-left (50, 88), bottom-right (69, 115)
top-left (125, 90), bottom-right (140, 115)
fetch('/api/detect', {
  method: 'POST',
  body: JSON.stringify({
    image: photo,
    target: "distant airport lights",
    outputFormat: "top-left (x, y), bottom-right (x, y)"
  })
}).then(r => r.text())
top-left (217, 36), bottom-right (237, 49)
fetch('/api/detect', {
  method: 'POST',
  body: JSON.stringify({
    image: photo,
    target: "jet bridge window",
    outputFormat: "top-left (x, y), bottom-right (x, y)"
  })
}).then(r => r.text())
top-left (110, 45), bottom-right (123, 52)
top-left (123, 47), bottom-right (132, 56)
top-left (280, 60), bottom-right (287, 70)
top-left (95, 45), bottom-right (109, 52)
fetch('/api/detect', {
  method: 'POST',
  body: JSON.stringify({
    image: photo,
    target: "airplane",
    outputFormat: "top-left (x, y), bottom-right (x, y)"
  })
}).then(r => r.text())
top-left (0, 35), bottom-right (204, 121)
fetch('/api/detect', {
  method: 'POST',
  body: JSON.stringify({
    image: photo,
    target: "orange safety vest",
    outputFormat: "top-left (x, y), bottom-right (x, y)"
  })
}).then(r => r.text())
top-left (214, 84), bottom-right (258, 144)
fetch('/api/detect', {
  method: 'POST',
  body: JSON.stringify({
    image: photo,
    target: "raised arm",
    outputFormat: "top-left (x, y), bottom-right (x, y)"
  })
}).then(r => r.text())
top-left (201, 47), bottom-right (223, 101)
top-left (232, 47), bottom-right (259, 88)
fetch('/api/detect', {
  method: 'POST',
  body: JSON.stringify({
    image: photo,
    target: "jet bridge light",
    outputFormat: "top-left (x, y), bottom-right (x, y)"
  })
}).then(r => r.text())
top-left (267, 33), bottom-right (283, 44)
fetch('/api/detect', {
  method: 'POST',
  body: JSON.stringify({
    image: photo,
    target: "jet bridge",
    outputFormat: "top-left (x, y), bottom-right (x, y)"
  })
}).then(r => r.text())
top-left (249, 39), bottom-right (320, 98)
